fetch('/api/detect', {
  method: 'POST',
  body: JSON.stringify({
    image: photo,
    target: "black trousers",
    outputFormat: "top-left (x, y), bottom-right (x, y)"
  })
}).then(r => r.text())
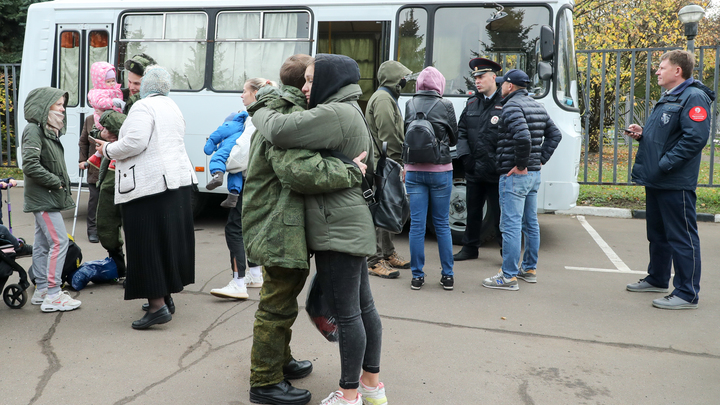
top-left (225, 189), bottom-right (257, 277)
top-left (461, 178), bottom-right (501, 250)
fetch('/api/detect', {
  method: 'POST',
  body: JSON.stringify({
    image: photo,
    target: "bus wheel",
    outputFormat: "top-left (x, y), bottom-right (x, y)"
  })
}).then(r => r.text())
top-left (426, 177), bottom-right (498, 246)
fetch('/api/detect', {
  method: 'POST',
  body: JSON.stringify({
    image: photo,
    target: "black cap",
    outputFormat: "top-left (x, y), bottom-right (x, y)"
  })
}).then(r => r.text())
top-left (469, 57), bottom-right (502, 77)
top-left (501, 69), bottom-right (531, 87)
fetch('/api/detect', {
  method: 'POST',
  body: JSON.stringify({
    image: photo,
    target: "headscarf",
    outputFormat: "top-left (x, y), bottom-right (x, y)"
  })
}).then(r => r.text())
top-left (139, 66), bottom-right (171, 99)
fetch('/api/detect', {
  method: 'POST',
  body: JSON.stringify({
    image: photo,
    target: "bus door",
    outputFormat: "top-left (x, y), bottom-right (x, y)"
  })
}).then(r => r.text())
top-left (317, 21), bottom-right (391, 112)
top-left (55, 24), bottom-right (113, 184)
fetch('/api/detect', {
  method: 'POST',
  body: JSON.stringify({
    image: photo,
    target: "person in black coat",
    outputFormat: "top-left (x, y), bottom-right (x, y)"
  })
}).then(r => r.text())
top-left (482, 69), bottom-right (561, 291)
top-left (454, 57), bottom-right (503, 261)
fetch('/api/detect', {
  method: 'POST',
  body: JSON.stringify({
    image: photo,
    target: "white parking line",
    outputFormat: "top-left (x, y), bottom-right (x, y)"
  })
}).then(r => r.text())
top-left (565, 215), bottom-right (643, 274)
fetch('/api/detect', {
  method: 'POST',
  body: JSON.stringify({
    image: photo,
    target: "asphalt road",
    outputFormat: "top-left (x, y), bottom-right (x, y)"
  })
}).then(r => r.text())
top-left (1, 186), bottom-right (718, 405)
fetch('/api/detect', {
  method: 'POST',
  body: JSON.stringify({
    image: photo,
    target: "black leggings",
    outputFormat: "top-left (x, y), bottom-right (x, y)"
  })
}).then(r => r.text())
top-left (225, 190), bottom-right (257, 277)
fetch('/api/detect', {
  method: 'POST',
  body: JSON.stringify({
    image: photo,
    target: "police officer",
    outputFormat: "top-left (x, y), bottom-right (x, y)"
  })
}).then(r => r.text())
top-left (454, 58), bottom-right (503, 261)
top-left (625, 50), bottom-right (712, 309)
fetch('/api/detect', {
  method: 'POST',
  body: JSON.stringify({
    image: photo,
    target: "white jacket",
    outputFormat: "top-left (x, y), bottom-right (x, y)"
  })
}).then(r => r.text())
top-left (103, 94), bottom-right (197, 204)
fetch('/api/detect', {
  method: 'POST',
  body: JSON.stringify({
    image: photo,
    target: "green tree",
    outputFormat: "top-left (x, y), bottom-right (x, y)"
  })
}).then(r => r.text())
top-left (0, 0), bottom-right (49, 63)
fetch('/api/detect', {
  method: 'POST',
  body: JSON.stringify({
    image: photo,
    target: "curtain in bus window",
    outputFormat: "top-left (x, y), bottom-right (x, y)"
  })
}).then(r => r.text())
top-left (88, 31), bottom-right (109, 92)
top-left (213, 13), bottom-right (302, 91)
top-left (317, 36), bottom-right (375, 102)
top-left (59, 32), bottom-right (80, 107)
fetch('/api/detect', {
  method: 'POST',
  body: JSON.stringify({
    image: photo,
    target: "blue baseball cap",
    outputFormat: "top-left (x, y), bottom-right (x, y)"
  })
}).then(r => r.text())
top-left (501, 69), bottom-right (530, 87)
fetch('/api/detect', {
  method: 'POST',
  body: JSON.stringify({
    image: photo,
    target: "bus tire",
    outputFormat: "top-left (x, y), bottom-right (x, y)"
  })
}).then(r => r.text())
top-left (425, 177), bottom-right (498, 246)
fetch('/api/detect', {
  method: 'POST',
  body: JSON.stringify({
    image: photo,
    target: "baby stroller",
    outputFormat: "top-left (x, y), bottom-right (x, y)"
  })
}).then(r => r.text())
top-left (0, 240), bottom-right (31, 309)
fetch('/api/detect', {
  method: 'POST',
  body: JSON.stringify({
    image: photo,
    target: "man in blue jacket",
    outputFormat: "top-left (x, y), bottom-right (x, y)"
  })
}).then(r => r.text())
top-left (625, 50), bottom-right (713, 310)
top-left (481, 69), bottom-right (561, 291)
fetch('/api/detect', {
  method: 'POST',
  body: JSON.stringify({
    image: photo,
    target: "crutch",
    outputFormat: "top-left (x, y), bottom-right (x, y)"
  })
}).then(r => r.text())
top-left (71, 169), bottom-right (85, 239)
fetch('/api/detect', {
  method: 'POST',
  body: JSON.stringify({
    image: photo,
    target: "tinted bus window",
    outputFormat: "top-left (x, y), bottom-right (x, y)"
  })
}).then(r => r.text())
top-left (212, 11), bottom-right (312, 91)
top-left (119, 12), bottom-right (208, 91)
top-left (397, 7), bottom-right (427, 93)
top-left (59, 31), bottom-right (81, 107)
top-left (433, 6), bottom-right (550, 96)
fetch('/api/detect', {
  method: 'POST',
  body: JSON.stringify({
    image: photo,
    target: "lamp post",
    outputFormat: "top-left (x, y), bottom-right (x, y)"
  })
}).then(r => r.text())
top-left (678, 4), bottom-right (705, 53)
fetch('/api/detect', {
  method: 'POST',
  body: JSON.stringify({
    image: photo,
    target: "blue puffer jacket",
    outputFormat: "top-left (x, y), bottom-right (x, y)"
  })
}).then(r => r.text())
top-left (496, 89), bottom-right (562, 174)
top-left (631, 78), bottom-right (715, 190)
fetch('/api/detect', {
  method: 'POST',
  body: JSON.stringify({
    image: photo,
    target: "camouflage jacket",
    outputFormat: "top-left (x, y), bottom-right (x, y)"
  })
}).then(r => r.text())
top-left (242, 85), bottom-right (361, 269)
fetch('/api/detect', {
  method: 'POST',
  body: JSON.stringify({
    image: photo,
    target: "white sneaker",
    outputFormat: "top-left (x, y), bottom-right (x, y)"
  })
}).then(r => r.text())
top-left (358, 382), bottom-right (387, 405)
top-left (41, 291), bottom-right (81, 312)
top-left (211, 280), bottom-right (249, 299)
top-left (31, 288), bottom-right (47, 305)
top-left (320, 391), bottom-right (361, 405)
top-left (245, 272), bottom-right (263, 288)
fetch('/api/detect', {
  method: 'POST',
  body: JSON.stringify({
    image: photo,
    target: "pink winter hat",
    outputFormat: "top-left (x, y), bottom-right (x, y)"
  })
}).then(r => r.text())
top-left (416, 66), bottom-right (445, 95)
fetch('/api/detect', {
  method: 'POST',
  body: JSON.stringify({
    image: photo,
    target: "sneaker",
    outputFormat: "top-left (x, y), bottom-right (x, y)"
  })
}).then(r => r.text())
top-left (210, 280), bottom-right (249, 299)
top-left (440, 275), bottom-right (454, 290)
top-left (108, 159), bottom-right (116, 170)
top-left (368, 260), bottom-right (399, 279)
top-left (206, 171), bottom-right (224, 190)
top-left (626, 278), bottom-right (668, 293)
top-left (358, 382), bottom-right (387, 405)
top-left (411, 277), bottom-right (425, 290)
top-left (15, 241), bottom-right (33, 257)
top-left (320, 390), bottom-right (361, 405)
top-left (652, 294), bottom-right (698, 310)
top-left (41, 291), bottom-right (81, 312)
top-left (220, 193), bottom-right (238, 208)
top-left (385, 252), bottom-right (410, 269)
top-left (87, 154), bottom-right (102, 169)
top-left (31, 288), bottom-right (47, 305)
top-left (517, 268), bottom-right (537, 283)
top-left (482, 270), bottom-right (519, 291)
top-left (245, 272), bottom-right (263, 288)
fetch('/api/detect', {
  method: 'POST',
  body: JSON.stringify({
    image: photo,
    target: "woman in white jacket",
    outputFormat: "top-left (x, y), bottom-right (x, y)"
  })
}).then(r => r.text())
top-left (96, 66), bottom-right (197, 330)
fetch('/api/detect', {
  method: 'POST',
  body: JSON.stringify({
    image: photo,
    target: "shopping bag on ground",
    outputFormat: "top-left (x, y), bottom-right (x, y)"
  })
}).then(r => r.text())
top-left (71, 257), bottom-right (119, 291)
top-left (305, 274), bottom-right (338, 342)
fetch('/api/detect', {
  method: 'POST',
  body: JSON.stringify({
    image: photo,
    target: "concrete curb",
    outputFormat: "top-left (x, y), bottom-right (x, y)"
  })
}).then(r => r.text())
top-left (555, 206), bottom-right (719, 223)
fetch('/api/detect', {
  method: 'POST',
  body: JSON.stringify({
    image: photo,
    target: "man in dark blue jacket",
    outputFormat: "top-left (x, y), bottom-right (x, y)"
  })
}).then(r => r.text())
top-left (482, 69), bottom-right (561, 291)
top-left (454, 58), bottom-right (503, 261)
top-left (625, 50), bottom-right (713, 309)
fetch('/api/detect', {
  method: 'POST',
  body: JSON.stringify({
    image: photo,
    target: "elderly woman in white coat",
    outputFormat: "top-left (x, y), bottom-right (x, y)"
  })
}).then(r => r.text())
top-left (95, 66), bottom-right (197, 330)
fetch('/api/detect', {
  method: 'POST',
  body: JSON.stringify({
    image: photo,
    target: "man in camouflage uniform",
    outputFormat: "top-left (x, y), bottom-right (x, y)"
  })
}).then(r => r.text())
top-left (243, 54), bottom-right (364, 405)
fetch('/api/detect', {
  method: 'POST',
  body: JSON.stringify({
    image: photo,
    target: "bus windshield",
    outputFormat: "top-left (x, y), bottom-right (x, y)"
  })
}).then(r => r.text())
top-left (398, 5), bottom-right (551, 97)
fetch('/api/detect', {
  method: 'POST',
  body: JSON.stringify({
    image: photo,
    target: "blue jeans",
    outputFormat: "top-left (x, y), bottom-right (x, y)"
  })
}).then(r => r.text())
top-left (405, 170), bottom-right (454, 278)
top-left (499, 171), bottom-right (541, 279)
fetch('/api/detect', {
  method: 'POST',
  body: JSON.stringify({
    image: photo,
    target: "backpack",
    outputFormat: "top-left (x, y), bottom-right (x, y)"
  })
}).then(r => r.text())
top-left (61, 236), bottom-right (83, 285)
top-left (402, 97), bottom-right (442, 164)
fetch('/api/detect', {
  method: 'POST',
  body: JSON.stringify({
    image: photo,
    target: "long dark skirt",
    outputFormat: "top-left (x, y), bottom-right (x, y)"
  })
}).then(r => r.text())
top-left (121, 186), bottom-right (195, 300)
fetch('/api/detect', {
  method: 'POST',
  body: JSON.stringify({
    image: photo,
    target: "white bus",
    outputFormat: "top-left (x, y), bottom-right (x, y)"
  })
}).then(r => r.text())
top-left (18, 0), bottom-right (581, 242)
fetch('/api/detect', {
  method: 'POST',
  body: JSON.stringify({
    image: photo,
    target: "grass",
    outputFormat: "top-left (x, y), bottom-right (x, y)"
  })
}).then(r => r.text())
top-left (578, 145), bottom-right (720, 214)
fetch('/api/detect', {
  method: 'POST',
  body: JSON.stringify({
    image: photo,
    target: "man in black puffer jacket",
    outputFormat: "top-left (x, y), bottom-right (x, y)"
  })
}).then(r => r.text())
top-left (482, 69), bottom-right (561, 291)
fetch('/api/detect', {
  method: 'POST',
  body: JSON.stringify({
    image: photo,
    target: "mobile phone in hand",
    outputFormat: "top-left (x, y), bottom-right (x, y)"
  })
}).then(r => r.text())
top-left (88, 135), bottom-right (98, 143)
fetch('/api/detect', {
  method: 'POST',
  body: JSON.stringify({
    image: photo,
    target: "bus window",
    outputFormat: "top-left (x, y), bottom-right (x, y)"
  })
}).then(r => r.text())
top-left (59, 31), bottom-right (80, 107)
top-left (397, 7), bottom-right (427, 93)
top-left (556, 7), bottom-right (578, 109)
top-left (119, 12), bottom-right (207, 91)
top-left (212, 11), bottom-right (312, 91)
top-left (432, 6), bottom-right (550, 96)
top-left (88, 30), bottom-right (109, 92)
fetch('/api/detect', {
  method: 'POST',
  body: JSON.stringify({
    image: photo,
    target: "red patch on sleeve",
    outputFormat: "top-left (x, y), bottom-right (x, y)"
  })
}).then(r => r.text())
top-left (689, 106), bottom-right (707, 122)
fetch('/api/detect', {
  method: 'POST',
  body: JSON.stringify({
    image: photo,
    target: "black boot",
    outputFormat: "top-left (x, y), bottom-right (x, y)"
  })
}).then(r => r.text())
top-left (283, 358), bottom-right (313, 380)
top-left (249, 380), bottom-right (311, 405)
top-left (453, 247), bottom-right (478, 261)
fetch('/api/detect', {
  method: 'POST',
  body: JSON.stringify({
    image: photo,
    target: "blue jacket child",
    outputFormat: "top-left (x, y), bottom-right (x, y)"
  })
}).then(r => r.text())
top-left (204, 111), bottom-right (248, 207)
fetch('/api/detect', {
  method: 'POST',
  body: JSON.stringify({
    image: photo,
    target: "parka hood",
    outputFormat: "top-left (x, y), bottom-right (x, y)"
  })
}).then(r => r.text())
top-left (90, 62), bottom-right (119, 90)
top-left (690, 79), bottom-right (716, 101)
top-left (377, 60), bottom-right (412, 96)
top-left (24, 87), bottom-right (68, 134)
top-left (308, 54), bottom-right (360, 109)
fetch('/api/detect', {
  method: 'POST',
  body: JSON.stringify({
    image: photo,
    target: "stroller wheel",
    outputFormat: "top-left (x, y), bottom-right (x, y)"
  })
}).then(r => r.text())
top-left (3, 284), bottom-right (27, 309)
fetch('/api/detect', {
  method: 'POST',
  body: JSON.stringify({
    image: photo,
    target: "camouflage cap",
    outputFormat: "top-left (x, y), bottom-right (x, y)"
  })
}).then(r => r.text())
top-left (123, 53), bottom-right (157, 76)
top-left (99, 110), bottom-right (126, 135)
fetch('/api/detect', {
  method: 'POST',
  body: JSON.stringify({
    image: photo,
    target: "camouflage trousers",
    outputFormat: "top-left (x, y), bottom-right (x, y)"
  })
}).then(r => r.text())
top-left (250, 265), bottom-right (310, 387)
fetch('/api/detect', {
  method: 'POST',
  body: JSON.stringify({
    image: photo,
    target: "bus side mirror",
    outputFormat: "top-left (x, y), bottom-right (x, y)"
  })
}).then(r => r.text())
top-left (538, 61), bottom-right (552, 81)
top-left (540, 25), bottom-right (554, 61)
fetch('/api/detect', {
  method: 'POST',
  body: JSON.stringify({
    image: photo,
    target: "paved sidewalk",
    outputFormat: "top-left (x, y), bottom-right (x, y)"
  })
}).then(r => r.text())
top-left (1, 187), bottom-right (719, 404)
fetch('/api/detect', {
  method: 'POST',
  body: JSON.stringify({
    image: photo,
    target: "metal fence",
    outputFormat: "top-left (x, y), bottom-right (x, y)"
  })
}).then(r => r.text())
top-left (577, 46), bottom-right (719, 187)
top-left (0, 64), bottom-right (20, 167)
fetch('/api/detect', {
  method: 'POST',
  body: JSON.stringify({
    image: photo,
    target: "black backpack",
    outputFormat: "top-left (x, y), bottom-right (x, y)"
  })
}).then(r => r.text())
top-left (402, 97), bottom-right (442, 164)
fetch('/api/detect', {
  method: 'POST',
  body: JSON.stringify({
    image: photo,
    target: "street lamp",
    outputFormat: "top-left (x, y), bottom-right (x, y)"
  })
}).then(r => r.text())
top-left (678, 4), bottom-right (705, 53)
